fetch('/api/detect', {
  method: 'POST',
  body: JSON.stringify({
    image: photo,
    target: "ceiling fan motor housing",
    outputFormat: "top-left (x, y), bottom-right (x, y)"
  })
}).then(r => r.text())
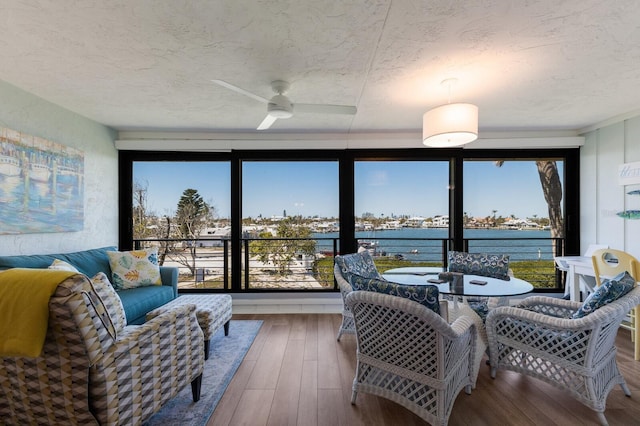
top-left (268, 94), bottom-right (293, 118)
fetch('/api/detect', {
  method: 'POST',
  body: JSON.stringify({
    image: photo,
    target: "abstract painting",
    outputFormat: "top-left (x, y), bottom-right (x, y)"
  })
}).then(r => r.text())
top-left (0, 127), bottom-right (84, 234)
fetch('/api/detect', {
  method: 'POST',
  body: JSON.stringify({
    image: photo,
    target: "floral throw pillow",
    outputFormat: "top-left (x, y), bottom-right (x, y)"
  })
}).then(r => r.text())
top-left (572, 271), bottom-right (636, 319)
top-left (348, 274), bottom-right (441, 315)
top-left (48, 259), bottom-right (79, 272)
top-left (107, 247), bottom-right (162, 290)
top-left (335, 251), bottom-right (381, 280)
top-left (448, 251), bottom-right (511, 281)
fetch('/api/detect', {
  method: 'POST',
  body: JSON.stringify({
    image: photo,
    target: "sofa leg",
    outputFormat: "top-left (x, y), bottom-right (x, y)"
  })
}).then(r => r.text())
top-left (204, 340), bottom-right (210, 360)
top-left (224, 320), bottom-right (230, 336)
top-left (191, 374), bottom-right (203, 402)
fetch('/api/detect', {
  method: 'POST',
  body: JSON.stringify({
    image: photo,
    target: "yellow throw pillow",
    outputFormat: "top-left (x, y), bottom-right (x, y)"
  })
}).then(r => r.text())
top-left (106, 247), bottom-right (162, 290)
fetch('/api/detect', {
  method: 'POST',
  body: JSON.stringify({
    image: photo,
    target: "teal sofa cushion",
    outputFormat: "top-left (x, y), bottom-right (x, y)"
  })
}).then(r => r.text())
top-left (0, 246), bottom-right (116, 278)
top-left (118, 285), bottom-right (176, 325)
top-left (0, 247), bottom-right (178, 324)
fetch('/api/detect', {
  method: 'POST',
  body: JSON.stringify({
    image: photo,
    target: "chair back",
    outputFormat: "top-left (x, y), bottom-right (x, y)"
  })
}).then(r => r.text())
top-left (592, 248), bottom-right (640, 286)
top-left (345, 290), bottom-right (474, 424)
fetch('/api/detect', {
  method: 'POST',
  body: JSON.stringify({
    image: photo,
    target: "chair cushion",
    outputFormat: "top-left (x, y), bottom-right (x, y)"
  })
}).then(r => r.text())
top-left (107, 247), bottom-right (162, 290)
top-left (448, 251), bottom-right (511, 281)
top-left (572, 271), bottom-right (636, 319)
top-left (348, 274), bottom-right (441, 315)
top-left (335, 251), bottom-right (381, 280)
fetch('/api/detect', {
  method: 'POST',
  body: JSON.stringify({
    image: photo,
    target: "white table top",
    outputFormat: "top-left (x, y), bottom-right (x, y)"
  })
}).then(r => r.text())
top-left (382, 266), bottom-right (534, 297)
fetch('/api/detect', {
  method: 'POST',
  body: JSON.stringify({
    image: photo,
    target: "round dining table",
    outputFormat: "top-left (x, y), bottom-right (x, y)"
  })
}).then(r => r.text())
top-left (382, 266), bottom-right (534, 297)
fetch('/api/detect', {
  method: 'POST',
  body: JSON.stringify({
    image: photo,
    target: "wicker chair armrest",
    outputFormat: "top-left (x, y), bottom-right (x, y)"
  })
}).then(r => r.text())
top-left (515, 295), bottom-right (582, 317)
top-left (487, 303), bottom-right (615, 332)
top-left (448, 314), bottom-right (477, 338)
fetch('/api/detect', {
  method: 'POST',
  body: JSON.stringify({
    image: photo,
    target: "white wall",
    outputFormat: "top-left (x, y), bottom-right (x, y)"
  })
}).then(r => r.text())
top-left (581, 115), bottom-right (640, 257)
top-left (0, 81), bottom-right (118, 255)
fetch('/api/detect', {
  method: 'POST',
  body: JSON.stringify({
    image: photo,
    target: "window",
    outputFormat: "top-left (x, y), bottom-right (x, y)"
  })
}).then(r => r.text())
top-left (241, 160), bottom-right (339, 290)
top-left (132, 160), bottom-right (231, 290)
top-left (354, 160), bottom-right (449, 265)
top-left (119, 148), bottom-right (579, 293)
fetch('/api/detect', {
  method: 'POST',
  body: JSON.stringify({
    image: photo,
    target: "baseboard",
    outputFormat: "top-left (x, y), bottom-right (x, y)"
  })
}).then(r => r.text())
top-left (230, 292), bottom-right (343, 314)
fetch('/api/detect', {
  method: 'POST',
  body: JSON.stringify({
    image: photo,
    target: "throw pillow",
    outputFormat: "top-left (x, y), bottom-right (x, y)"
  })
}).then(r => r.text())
top-left (572, 271), bottom-right (636, 319)
top-left (335, 251), bottom-right (381, 280)
top-left (348, 273), bottom-right (441, 315)
top-left (48, 259), bottom-right (79, 272)
top-left (91, 272), bottom-right (127, 331)
top-left (84, 277), bottom-right (118, 341)
top-left (107, 247), bottom-right (162, 290)
top-left (448, 251), bottom-right (511, 281)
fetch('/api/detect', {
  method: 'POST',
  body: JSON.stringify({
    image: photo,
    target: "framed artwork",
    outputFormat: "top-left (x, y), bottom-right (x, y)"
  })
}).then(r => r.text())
top-left (0, 126), bottom-right (84, 234)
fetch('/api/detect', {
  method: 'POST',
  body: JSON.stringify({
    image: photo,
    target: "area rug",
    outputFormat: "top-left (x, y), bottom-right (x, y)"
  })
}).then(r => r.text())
top-left (144, 320), bottom-right (263, 426)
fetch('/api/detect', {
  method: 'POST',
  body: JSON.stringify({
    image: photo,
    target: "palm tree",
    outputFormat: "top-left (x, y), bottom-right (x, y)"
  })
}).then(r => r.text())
top-left (495, 160), bottom-right (563, 254)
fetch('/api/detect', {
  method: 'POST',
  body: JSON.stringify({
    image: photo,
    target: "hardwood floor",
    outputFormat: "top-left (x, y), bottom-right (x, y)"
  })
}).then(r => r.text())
top-left (207, 314), bottom-right (640, 425)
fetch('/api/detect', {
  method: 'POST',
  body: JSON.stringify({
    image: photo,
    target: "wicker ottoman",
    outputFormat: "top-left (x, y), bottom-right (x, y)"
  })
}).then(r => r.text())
top-left (146, 294), bottom-right (233, 360)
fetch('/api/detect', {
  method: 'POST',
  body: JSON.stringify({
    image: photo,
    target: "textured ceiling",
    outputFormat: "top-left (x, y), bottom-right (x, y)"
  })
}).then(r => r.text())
top-left (1, 0), bottom-right (639, 135)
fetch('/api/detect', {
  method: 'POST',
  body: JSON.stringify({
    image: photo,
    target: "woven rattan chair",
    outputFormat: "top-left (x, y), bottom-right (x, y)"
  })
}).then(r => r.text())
top-left (334, 251), bottom-right (382, 341)
top-left (486, 285), bottom-right (640, 426)
top-left (591, 248), bottom-right (640, 360)
top-left (334, 263), bottom-right (356, 341)
top-left (346, 290), bottom-right (476, 426)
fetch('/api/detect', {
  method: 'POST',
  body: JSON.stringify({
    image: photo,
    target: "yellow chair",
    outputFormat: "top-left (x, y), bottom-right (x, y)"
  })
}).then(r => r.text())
top-left (591, 248), bottom-right (640, 360)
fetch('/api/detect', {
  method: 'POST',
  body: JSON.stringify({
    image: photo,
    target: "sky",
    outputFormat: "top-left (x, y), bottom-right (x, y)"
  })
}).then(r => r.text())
top-left (133, 159), bottom-right (562, 220)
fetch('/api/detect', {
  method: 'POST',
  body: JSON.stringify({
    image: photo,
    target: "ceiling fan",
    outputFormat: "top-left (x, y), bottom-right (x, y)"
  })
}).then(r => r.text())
top-left (211, 79), bottom-right (357, 130)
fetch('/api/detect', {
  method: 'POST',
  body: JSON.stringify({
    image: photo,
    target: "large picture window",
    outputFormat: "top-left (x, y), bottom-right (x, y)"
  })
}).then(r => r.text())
top-left (119, 149), bottom-right (579, 293)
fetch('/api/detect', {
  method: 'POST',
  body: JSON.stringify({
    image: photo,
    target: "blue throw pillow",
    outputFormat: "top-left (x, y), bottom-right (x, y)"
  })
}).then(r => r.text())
top-left (448, 251), bottom-right (511, 281)
top-left (335, 251), bottom-right (381, 279)
top-left (572, 271), bottom-right (636, 319)
top-left (348, 274), bottom-right (440, 315)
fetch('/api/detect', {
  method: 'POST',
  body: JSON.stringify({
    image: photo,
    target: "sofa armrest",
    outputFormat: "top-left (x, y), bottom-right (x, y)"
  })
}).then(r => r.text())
top-left (91, 304), bottom-right (204, 425)
top-left (160, 266), bottom-right (178, 298)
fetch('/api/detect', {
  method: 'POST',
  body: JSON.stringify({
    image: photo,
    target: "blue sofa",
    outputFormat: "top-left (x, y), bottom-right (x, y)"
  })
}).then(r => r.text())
top-left (0, 246), bottom-right (178, 324)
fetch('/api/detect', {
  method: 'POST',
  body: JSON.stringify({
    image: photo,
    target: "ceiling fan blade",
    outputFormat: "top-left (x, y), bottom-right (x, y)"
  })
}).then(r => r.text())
top-left (257, 114), bottom-right (278, 130)
top-left (294, 103), bottom-right (357, 115)
top-left (211, 79), bottom-right (269, 104)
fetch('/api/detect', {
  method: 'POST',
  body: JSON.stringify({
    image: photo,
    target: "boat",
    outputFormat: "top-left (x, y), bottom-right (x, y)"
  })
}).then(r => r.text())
top-left (29, 162), bottom-right (51, 182)
top-left (0, 155), bottom-right (21, 177)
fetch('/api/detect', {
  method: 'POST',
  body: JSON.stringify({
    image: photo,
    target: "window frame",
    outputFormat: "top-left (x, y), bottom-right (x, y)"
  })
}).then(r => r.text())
top-left (119, 148), bottom-right (580, 294)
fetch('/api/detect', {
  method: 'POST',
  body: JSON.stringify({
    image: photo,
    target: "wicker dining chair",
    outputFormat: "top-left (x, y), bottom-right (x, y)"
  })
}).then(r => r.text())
top-left (346, 290), bottom-right (476, 426)
top-left (334, 251), bottom-right (382, 341)
top-left (591, 248), bottom-right (640, 360)
top-left (486, 284), bottom-right (640, 426)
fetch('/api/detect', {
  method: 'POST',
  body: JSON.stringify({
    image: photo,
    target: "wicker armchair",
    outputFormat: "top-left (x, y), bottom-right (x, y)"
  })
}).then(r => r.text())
top-left (0, 273), bottom-right (204, 425)
top-left (486, 285), bottom-right (640, 426)
top-left (346, 291), bottom-right (476, 426)
top-left (334, 263), bottom-right (356, 341)
top-left (334, 251), bottom-right (382, 341)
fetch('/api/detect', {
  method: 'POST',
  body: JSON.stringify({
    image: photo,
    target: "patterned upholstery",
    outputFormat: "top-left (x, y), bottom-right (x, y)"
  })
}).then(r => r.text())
top-left (147, 294), bottom-right (233, 360)
top-left (348, 273), bottom-right (441, 315)
top-left (0, 273), bottom-right (204, 426)
top-left (486, 285), bottom-right (640, 425)
top-left (335, 251), bottom-right (381, 280)
top-left (448, 251), bottom-right (511, 281)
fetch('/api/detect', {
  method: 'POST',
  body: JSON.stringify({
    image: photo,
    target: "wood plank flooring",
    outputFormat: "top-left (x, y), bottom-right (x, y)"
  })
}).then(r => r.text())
top-left (207, 314), bottom-right (640, 425)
